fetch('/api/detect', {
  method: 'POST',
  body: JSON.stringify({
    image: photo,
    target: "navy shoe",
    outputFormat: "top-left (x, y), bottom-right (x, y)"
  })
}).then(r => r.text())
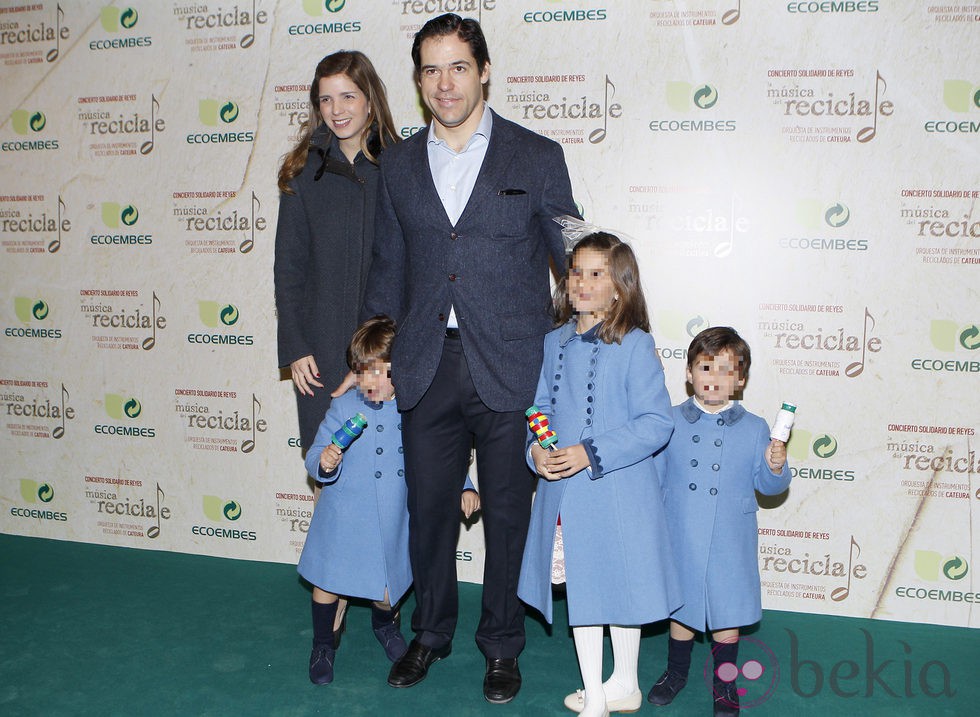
top-left (372, 612), bottom-right (408, 662)
top-left (309, 644), bottom-right (335, 685)
top-left (647, 669), bottom-right (687, 706)
top-left (713, 680), bottom-right (739, 716)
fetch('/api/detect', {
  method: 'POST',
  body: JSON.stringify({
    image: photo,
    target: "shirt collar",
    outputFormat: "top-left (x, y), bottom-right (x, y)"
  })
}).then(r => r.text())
top-left (680, 396), bottom-right (746, 426)
top-left (426, 103), bottom-right (492, 150)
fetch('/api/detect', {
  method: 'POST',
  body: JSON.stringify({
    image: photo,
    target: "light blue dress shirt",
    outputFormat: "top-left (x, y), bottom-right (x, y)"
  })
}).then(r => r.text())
top-left (426, 104), bottom-right (493, 328)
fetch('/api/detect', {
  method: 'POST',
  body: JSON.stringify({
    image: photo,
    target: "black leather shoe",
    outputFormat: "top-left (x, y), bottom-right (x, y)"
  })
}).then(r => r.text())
top-left (713, 680), bottom-right (740, 716)
top-left (648, 669), bottom-right (688, 705)
top-left (483, 657), bottom-right (521, 704)
top-left (387, 639), bottom-right (451, 688)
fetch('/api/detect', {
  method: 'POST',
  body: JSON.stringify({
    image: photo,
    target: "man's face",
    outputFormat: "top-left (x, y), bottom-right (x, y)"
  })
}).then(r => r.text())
top-left (417, 33), bottom-right (489, 135)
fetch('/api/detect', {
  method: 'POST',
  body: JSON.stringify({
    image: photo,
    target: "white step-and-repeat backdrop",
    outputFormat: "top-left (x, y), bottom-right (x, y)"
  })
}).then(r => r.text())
top-left (1, 1), bottom-right (977, 628)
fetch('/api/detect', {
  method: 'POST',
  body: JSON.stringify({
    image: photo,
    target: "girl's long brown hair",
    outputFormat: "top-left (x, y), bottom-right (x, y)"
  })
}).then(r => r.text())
top-left (554, 232), bottom-right (650, 344)
top-left (277, 50), bottom-right (398, 194)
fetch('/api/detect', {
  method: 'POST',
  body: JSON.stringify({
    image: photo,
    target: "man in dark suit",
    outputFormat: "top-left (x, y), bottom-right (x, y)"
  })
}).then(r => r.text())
top-left (361, 13), bottom-right (578, 704)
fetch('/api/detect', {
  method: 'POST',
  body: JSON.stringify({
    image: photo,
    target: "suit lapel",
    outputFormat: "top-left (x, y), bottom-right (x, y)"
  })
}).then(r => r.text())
top-left (406, 128), bottom-right (455, 228)
top-left (456, 111), bottom-right (516, 229)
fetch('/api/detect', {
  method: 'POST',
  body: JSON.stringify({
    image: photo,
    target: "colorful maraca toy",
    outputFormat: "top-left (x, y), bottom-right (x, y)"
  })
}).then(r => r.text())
top-left (331, 413), bottom-right (367, 450)
top-left (525, 406), bottom-right (558, 450)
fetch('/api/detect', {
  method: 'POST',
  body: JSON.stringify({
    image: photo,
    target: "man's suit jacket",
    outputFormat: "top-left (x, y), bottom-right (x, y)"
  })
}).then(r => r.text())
top-left (362, 109), bottom-right (579, 412)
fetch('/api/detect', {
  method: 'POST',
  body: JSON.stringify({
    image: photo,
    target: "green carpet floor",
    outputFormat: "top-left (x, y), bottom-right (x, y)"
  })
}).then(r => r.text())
top-left (1, 534), bottom-right (976, 716)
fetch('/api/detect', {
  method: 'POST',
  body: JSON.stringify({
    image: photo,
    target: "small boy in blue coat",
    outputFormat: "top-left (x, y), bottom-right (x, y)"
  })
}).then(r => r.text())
top-left (299, 315), bottom-right (480, 686)
top-left (648, 327), bottom-right (790, 717)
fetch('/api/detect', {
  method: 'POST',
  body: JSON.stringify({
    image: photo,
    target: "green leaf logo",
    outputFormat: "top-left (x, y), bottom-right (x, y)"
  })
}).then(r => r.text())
top-left (943, 556), bottom-right (968, 581)
top-left (942, 80), bottom-right (974, 113)
top-left (219, 101), bottom-right (239, 124)
top-left (120, 7), bottom-right (138, 29)
top-left (29, 111), bottom-right (46, 132)
top-left (326, 0), bottom-right (346, 11)
top-left (685, 315), bottom-right (709, 338)
top-left (824, 203), bottom-right (850, 228)
top-left (124, 398), bottom-right (142, 419)
top-left (106, 394), bottom-right (141, 420)
top-left (32, 300), bottom-right (49, 321)
top-left (812, 434), bottom-right (838, 458)
top-left (693, 84), bottom-right (718, 110)
top-left (223, 501), bottom-right (242, 521)
top-left (219, 304), bottom-right (239, 326)
top-left (120, 204), bottom-right (139, 226)
top-left (959, 325), bottom-right (980, 351)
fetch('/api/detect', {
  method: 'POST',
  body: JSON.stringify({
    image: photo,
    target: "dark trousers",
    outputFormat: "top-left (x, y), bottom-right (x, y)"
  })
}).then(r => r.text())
top-left (401, 336), bottom-right (533, 659)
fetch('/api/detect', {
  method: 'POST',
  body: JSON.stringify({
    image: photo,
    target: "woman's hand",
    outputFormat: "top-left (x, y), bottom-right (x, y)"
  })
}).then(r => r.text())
top-left (290, 355), bottom-right (323, 396)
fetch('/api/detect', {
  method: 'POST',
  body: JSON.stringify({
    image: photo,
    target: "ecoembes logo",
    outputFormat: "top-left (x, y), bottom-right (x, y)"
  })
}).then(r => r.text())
top-left (930, 321), bottom-right (980, 352)
top-left (650, 81), bottom-right (736, 133)
top-left (188, 301), bottom-right (254, 346)
top-left (914, 551), bottom-right (968, 582)
top-left (90, 6), bottom-right (151, 49)
top-left (925, 80), bottom-right (979, 134)
top-left (6, 297), bottom-right (62, 340)
top-left (780, 199), bottom-right (868, 252)
top-left (4, 109), bottom-right (59, 152)
top-left (91, 202), bottom-right (152, 246)
top-left (654, 312), bottom-right (710, 361)
top-left (187, 99), bottom-right (254, 144)
top-left (289, 0), bottom-right (361, 34)
top-left (194, 495), bottom-right (257, 540)
top-left (788, 431), bottom-right (856, 482)
top-left (12, 479), bottom-right (67, 521)
top-left (95, 393), bottom-right (156, 438)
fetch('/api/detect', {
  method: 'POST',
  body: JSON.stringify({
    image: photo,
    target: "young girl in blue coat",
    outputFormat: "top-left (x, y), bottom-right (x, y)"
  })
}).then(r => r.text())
top-left (518, 232), bottom-right (680, 717)
top-left (300, 315), bottom-right (481, 686)
top-left (646, 327), bottom-right (790, 717)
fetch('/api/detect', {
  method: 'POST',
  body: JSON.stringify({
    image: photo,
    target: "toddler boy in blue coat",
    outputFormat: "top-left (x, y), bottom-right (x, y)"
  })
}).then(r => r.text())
top-left (648, 326), bottom-right (791, 717)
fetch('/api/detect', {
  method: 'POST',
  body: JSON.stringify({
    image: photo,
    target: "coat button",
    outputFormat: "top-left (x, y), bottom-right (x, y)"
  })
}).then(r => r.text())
top-left (438, 313), bottom-right (445, 322)
top-left (690, 459), bottom-right (698, 467)
top-left (397, 423), bottom-right (402, 430)
top-left (712, 463), bottom-right (720, 471)
top-left (709, 487), bottom-right (718, 495)
top-left (689, 483), bottom-right (697, 491)
top-left (558, 353), bottom-right (564, 360)
top-left (554, 374), bottom-right (561, 380)
top-left (714, 438), bottom-right (722, 446)
top-left (692, 435), bottom-right (700, 443)
top-left (375, 471), bottom-right (382, 478)
top-left (585, 418), bottom-right (592, 426)
top-left (586, 407), bottom-right (592, 415)
top-left (397, 469), bottom-right (404, 476)
top-left (553, 385), bottom-right (559, 392)
top-left (376, 425), bottom-right (384, 432)
top-left (717, 418), bottom-right (725, 426)
top-left (376, 447), bottom-right (384, 455)
top-left (450, 232), bottom-right (458, 240)
top-left (449, 273), bottom-right (456, 281)
top-left (398, 447), bottom-right (404, 454)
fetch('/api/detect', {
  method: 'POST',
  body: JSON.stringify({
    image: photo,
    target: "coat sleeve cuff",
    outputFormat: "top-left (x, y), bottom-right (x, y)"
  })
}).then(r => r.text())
top-left (582, 437), bottom-right (602, 480)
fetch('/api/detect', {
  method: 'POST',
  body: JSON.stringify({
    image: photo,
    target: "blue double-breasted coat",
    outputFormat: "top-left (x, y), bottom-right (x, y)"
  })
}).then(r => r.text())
top-left (518, 323), bottom-right (681, 626)
top-left (657, 398), bottom-right (791, 631)
top-left (297, 389), bottom-right (412, 604)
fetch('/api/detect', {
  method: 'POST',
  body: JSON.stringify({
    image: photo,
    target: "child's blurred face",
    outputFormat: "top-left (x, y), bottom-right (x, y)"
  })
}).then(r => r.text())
top-left (355, 359), bottom-right (394, 402)
top-left (569, 248), bottom-right (616, 317)
top-left (687, 349), bottom-right (745, 406)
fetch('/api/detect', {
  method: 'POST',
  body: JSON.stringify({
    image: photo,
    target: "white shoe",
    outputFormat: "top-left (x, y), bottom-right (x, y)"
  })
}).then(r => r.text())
top-left (564, 688), bottom-right (642, 713)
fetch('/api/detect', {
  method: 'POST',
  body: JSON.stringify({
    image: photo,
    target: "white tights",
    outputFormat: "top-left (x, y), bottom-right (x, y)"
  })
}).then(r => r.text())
top-left (572, 625), bottom-right (640, 716)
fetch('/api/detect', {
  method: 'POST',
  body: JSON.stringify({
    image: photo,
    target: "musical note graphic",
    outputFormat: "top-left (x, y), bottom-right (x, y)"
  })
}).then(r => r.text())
top-left (140, 95), bottom-right (160, 155)
top-left (240, 0), bottom-right (256, 48)
top-left (240, 191), bottom-right (260, 253)
top-left (52, 384), bottom-right (69, 439)
top-left (589, 75), bottom-right (615, 144)
top-left (722, 0), bottom-right (741, 25)
top-left (141, 292), bottom-right (161, 350)
top-left (146, 483), bottom-right (165, 539)
top-left (241, 394), bottom-right (260, 453)
top-left (713, 194), bottom-right (738, 258)
top-left (49, 196), bottom-right (65, 253)
top-left (830, 536), bottom-right (861, 601)
top-left (844, 307), bottom-right (875, 377)
top-left (856, 71), bottom-right (885, 144)
top-left (46, 4), bottom-right (64, 62)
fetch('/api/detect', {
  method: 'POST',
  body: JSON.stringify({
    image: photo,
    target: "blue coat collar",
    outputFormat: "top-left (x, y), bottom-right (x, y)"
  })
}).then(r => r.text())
top-left (680, 396), bottom-right (746, 426)
top-left (557, 320), bottom-right (602, 347)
